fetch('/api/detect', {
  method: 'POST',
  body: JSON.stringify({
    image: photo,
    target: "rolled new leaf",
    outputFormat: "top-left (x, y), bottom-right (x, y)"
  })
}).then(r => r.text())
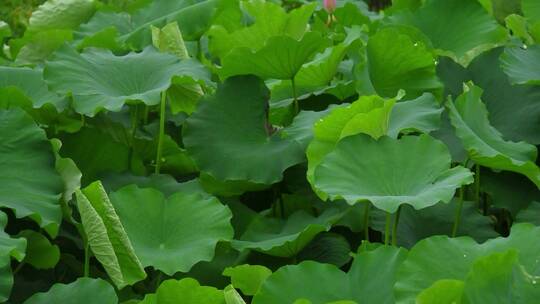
top-left (152, 22), bottom-right (205, 115)
top-left (75, 181), bottom-right (146, 289)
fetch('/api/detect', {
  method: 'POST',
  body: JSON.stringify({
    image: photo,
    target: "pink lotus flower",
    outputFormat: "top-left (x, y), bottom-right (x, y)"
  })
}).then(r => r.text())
top-left (324, 0), bottom-right (336, 13)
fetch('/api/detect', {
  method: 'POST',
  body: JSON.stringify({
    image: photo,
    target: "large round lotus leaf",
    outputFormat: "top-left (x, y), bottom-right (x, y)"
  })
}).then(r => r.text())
top-left (313, 134), bottom-right (473, 213)
top-left (0, 67), bottom-right (65, 110)
top-left (208, 1), bottom-right (316, 58)
top-left (446, 84), bottom-right (540, 188)
top-left (219, 32), bottom-right (329, 80)
top-left (0, 108), bottom-right (63, 237)
top-left (0, 211), bottom-right (26, 302)
top-left (44, 45), bottom-right (210, 116)
top-left (183, 75), bottom-right (304, 185)
top-left (394, 223), bottom-right (540, 303)
top-left (110, 185), bottom-right (233, 275)
top-left (437, 48), bottom-right (540, 145)
top-left (231, 209), bottom-right (342, 257)
top-left (306, 95), bottom-right (395, 198)
top-left (23, 278), bottom-right (117, 304)
top-left (366, 27), bottom-right (442, 98)
top-left (388, 0), bottom-right (507, 66)
top-left (500, 45), bottom-right (540, 85)
top-left (370, 199), bottom-right (497, 248)
top-left (253, 246), bottom-right (406, 304)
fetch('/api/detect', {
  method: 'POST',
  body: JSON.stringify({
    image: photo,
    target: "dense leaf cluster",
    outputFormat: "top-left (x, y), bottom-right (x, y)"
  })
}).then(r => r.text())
top-left (1, 0), bottom-right (540, 303)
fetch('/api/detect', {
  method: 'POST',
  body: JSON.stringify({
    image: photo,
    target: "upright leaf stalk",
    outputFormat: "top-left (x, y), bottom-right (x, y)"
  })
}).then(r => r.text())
top-left (155, 91), bottom-right (167, 174)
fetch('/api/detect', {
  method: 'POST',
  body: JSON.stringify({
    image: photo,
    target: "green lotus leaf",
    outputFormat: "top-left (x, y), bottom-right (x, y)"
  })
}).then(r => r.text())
top-left (9, 29), bottom-right (74, 65)
top-left (27, 0), bottom-right (96, 33)
top-left (183, 75), bottom-right (304, 184)
top-left (438, 48), bottom-right (540, 145)
top-left (388, 0), bottom-right (507, 66)
top-left (0, 211), bottom-right (26, 302)
top-left (110, 185), bottom-right (233, 275)
top-left (44, 45), bottom-right (210, 116)
top-left (366, 27), bottom-right (442, 98)
top-left (387, 93), bottom-right (443, 138)
top-left (23, 278), bottom-right (117, 304)
top-left (347, 246), bottom-right (408, 304)
top-left (101, 173), bottom-right (209, 198)
top-left (294, 301), bottom-right (358, 304)
top-left (17, 230), bottom-right (59, 270)
top-left (75, 181), bottom-right (146, 289)
top-left (50, 138), bottom-right (82, 206)
top-left (500, 45), bottom-right (540, 85)
top-left (269, 26), bottom-right (365, 107)
top-left (370, 199), bottom-right (497, 248)
top-left (223, 264), bottom-right (272, 296)
top-left (313, 134), bottom-right (473, 213)
top-left (0, 108), bottom-right (63, 237)
top-left (208, 0), bottom-right (316, 58)
top-left (297, 232), bottom-right (351, 268)
top-left (149, 278), bottom-right (225, 304)
top-left (415, 250), bottom-right (540, 304)
top-left (481, 170), bottom-right (540, 216)
top-left (133, 133), bottom-right (198, 175)
top-left (306, 95), bottom-right (395, 197)
top-left (231, 209), bottom-right (343, 257)
top-left (446, 84), bottom-right (540, 188)
top-left (394, 223), bottom-right (540, 303)
top-left (0, 21), bottom-right (11, 42)
top-left (59, 127), bottom-right (142, 185)
top-left (281, 108), bottom-right (334, 150)
top-left (415, 280), bottom-right (464, 304)
top-left (77, 0), bottom-right (221, 50)
top-left (152, 22), bottom-right (205, 115)
top-left (516, 201), bottom-right (540, 226)
top-left (268, 46), bottom-right (348, 107)
top-left (253, 246), bottom-right (406, 304)
top-left (463, 250), bottom-right (540, 303)
top-left (253, 261), bottom-right (349, 304)
top-left (0, 67), bottom-right (65, 110)
top-left (505, 14), bottom-right (535, 45)
top-left (523, 0), bottom-right (540, 22)
top-left (73, 10), bottom-right (131, 51)
top-left (219, 31), bottom-right (329, 80)
top-left (9, 0), bottom-right (96, 64)
top-left (224, 285), bottom-right (247, 304)
top-left (478, 0), bottom-right (521, 23)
